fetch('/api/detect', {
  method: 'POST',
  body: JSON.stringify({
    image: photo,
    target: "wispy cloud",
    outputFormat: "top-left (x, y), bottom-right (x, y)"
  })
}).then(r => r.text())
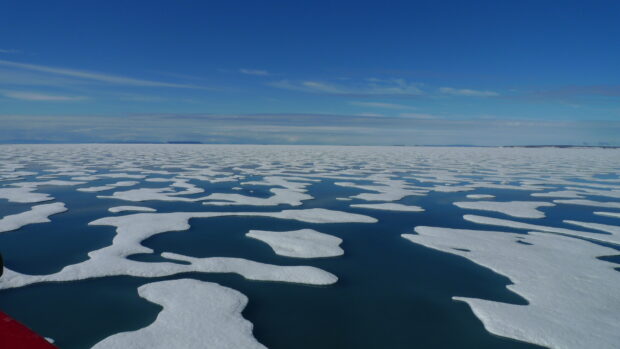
top-left (1, 90), bottom-right (88, 101)
top-left (356, 112), bottom-right (385, 117)
top-left (0, 49), bottom-right (21, 54)
top-left (117, 94), bottom-right (169, 102)
top-left (269, 78), bottom-right (424, 97)
top-left (399, 112), bottom-right (440, 119)
top-left (3, 113), bottom-right (617, 146)
top-left (439, 87), bottom-right (499, 97)
top-left (239, 68), bottom-right (269, 76)
top-left (0, 59), bottom-right (202, 89)
top-left (518, 85), bottom-right (620, 100)
top-left (349, 101), bottom-right (417, 110)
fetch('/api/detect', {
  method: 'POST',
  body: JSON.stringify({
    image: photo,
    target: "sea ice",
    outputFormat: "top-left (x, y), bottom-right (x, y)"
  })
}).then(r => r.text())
top-left (594, 211), bottom-right (620, 219)
top-left (108, 206), bottom-right (157, 213)
top-left (0, 186), bottom-right (53, 203)
top-left (454, 201), bottom-right (555, 219)
top-left (335, 179), bottom-right (426, 201)
top-left (263, 208), bottom-right (377, 223)
top-left (77, 181), bottom-right (138, 192)
top-left (93, 279), bottom-right (266, 349)
top-left (403, 227), bottom-right (620, 349)
top-left (247, 229), bottom-right (343, 258)
top-left (98, 188), bottom-right (198, 202)
top-left (464, 214), bottom-right (620, 245)
top-left (531, 190), bottom-right (584, 198)
top-left (350, 203), bottom-right (424, 212)
top-left (564, 220), bottom-right (620, 236)
top-left (202, 188), bottom-right (312, 207)
top-left (0, 202), bottom-right (67, 233)
top-left (0, 208), bottom-right (373, 290)
top-left (553, 199), bottom-right (620, 209)
top-left (466, 194), bottom-right (495, 199)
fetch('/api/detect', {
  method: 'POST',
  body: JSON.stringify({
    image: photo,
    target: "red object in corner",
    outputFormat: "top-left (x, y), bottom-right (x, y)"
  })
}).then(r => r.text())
top-left (0, 311), bottom-right (57, 348)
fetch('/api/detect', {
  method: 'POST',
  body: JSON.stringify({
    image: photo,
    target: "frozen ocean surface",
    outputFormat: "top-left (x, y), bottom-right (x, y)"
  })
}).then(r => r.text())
top-left (0, 144), bottom-right (619, 349)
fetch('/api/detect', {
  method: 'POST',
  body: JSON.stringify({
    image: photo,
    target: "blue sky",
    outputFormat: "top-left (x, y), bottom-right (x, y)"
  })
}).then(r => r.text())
top-left (1, 0), bottom-right (619, 145)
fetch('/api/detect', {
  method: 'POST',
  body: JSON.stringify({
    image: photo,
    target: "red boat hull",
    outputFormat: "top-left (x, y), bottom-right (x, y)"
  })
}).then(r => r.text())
top-left (0, 311), bottom-right (57, 348)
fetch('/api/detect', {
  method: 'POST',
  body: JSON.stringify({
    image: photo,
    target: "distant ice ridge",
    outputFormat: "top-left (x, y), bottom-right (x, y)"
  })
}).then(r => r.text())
top-left (453, 201), bottom-right (555, 219)
top-left (0, 202), bottom-right (67, 233)
top-left (247, 229), bottom-right (343, 258)
top-left (93, 279), bottom-right (266, 349)
top-left (403, 227), bottom-right (620, 349)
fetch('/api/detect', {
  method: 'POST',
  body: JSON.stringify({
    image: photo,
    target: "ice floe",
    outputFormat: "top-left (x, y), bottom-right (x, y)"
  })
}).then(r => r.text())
top-left (350, 203), bottom-right (424, 212)
top-left (0, 249), bottom-right (338, 290)
top-left (463, 214), bottom-right (620, 245)
top-left (553, 199), bottom-right (620, 209)
top-left (594, 211), bottom-right (620, 219)
top-left (264, 208), bottom-right (377, 223)
top-left (0, 207), bottom-right (374, 290)
top-left (403, 226), bottom-right (620, 349)
top-left (454, 201), bottom-right (555, 219)
top-left (1, 180), bottom-right (85, 203)
top-left (531, 190), bottom-right (584, 198)
top-left (247, 229), bottom-right (343, 258)
top-left (564, 220), bottom-right (620, 236)
top-left (108, 206), bottom-right (157, 213)
top-left (77, 181), bottom-right (138, 193)
top-left (335, 178), bottom-right (426, 201)
top-left (98, 187), bottom-right (198, 202)
top-left (202, 188), bottom-right (312, 207)
top-left (0, 202), bottom-right (67, 233)
top-left (466, 194), bottom-right (495, 199)
top-left (0, 186), bottom-right (53, 203)
top-left (93, 279), bottom-right (266, 349)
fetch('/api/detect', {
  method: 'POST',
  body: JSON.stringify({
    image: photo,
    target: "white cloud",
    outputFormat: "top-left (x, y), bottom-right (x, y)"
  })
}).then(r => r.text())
top-left (0, 59), bottom-right (201, 89)
top-left (239, 68), bottom-right (269, 76)
top-left (1, 90), bottom-right (88, 101)
top-left (439, 87), bottom-right (499, 97)
top-left (349, 101), bottom-right (417, 110)
top-left (0, 49), bottom-right (21, 54)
